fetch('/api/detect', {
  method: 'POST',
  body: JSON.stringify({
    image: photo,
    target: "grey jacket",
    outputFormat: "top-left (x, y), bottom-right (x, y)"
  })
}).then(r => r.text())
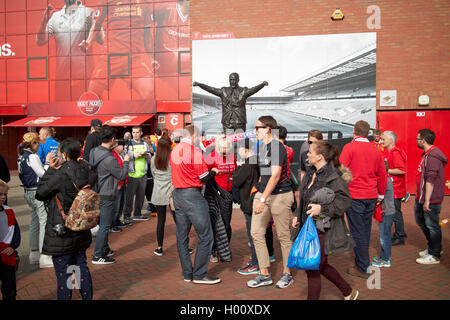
top-left (382, 177), bottom-right (395, 216)
top-left (150, 157), bottom-right (174, 206)
top-left (91, 146), bottom-right (129, 200)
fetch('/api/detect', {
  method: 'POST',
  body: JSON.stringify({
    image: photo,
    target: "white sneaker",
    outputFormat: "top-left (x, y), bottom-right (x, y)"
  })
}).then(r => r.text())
top-left (39, 254), bottom-right (54, 268)
top-left (29, 251), bottom-right (40, 264)
top-left (416, 255), bottom-right (440, 265)
top-left (419, 249), bottom-right (443, 257)
top-left (91, 225), bottom-right (99, 237)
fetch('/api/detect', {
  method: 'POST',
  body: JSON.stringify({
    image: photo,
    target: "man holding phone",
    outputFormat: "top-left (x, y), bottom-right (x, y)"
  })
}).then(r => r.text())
top-left (123, 126), bottom-right (152, 222)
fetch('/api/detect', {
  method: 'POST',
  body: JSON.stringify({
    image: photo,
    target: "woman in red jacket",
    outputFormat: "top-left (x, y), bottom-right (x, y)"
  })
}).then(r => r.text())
top-left (204, 135), bottom-right (237, 262)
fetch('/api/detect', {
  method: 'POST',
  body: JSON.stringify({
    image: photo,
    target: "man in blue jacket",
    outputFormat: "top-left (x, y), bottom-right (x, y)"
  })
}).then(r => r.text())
top-left (37, 127), bottom-right (59, 164)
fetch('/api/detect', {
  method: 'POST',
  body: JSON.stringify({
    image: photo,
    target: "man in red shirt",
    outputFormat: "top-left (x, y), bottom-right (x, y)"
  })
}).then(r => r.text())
top-left (339, 120), bottom-right (387, 279)
top-left (381, 131), bottom-right (407, 246)
top-left (170, 125), bottom-right (221, 284)
top-left (372, 129), bottom-right (389, 160)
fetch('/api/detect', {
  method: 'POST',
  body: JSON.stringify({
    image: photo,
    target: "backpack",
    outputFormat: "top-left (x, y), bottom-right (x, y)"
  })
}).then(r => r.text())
top-left (55, 179), bottom-right (100, 231)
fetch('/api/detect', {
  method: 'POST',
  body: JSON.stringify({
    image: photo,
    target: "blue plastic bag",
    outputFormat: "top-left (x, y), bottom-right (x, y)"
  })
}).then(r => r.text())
top-left (287, 216), bottom-right (321, 270)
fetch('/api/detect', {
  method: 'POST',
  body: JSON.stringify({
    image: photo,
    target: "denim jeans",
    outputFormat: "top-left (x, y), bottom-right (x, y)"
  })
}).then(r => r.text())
top-left (392, 198), bottom-right (407, 240)
top-left (52, 250), bottom-right (93, 300)
top-left (173, 188), bottom-right (213, 281)
top-left (378, 214), bottom-right (395, 261)
top-left (244, 213), bottom-right (258, 267)
top-left (113, 186), bottom-right (126, 227)
top-left (346, 199), bottom-right (377, 273)
top-left (94, 199), bottom-right (115, 258)
top-left (414, 201), bottom-right (442, 259)
top-left (24, 189), bottom-right (47, 252)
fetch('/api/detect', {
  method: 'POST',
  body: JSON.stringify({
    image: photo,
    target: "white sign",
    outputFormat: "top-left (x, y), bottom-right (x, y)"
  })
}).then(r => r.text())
top-left (380, 90), bottom-right (397, 107)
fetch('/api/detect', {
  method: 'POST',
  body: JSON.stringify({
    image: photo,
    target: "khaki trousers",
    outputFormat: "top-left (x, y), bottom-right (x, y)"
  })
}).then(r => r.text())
top-left (250, 191), bottom-right (294, 269)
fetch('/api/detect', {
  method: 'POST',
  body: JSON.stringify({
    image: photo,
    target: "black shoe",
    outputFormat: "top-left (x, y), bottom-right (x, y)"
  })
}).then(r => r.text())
top-left (92, 256), bottom-right (115, 265)
top-left (188, 248), bottom-right (194, 255)
top-left (106, 249), bottom-right (115, 257)
top-left (110, 226), bottom-right (122, 233)
top-left (392, 238), bottom-right (405, 246)
top-left (123, 218), bottom-right (133, 226)
top-left (117, 221), bottom-right (127, 228)
top-left (193, 275), bottom-right (221, 285)
top-left (402, 192), bottom-right (411, 203)
top-left (154, 248), bottom-right (163, 256)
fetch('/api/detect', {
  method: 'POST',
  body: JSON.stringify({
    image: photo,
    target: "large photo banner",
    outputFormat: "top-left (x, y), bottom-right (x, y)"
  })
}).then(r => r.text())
top-left (192, 32), bottom-right (376, 141)
top-left (0, 0), bottom-right (191, 116)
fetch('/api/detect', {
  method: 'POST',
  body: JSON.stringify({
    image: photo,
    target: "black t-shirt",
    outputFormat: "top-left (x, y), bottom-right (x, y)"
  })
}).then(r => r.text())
top-left (257, 139), bottom-right (292, 195)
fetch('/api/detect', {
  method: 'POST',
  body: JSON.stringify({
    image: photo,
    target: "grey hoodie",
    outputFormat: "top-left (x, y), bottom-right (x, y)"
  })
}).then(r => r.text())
top-left (90, 145), bottom-right (129, 200)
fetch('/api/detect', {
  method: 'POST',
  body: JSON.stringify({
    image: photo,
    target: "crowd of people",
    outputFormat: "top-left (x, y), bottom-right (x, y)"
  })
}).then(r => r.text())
top-left (0, 117), bottom-right (448, 300)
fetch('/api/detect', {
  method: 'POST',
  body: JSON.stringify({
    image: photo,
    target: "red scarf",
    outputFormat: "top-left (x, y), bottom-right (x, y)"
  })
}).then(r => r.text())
top-left (0, 206), bottom-right (17, 266)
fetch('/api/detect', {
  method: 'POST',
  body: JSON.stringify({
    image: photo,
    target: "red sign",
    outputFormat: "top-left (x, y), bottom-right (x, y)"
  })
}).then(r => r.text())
top-left (165, 113), bottom-right (183, 130)
top-left (78, 92), bottom-right (102, 116)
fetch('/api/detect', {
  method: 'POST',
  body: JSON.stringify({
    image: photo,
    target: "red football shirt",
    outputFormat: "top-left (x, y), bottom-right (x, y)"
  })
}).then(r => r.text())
top-left (100, 1), bottom-right (153, 53)
top-left (204, 150), bottom-right (236, 191)
top-left (387, 146), bottom-right (406, 199)
top-left (170, 140), bottom-right (209, 189)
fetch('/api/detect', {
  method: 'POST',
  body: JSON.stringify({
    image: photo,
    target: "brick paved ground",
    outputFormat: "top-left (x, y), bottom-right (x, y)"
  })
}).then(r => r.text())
top-left (8, 175), bottom-right (450, 300)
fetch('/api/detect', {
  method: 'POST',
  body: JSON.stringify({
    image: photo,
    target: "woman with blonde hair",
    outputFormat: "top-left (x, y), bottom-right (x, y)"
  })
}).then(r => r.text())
top-left (204, 135), bottom-right (237, 262)
top-left (17, 132), bottom-right (53, 268)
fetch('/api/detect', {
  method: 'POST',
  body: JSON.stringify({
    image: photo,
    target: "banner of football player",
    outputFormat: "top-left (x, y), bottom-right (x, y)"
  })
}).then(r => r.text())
top-left (0, 0), bottom-right (191, 116)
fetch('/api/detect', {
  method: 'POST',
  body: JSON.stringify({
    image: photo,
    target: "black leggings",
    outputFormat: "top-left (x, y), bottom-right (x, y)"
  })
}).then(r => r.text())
top-left (156, 205), bottom-right (176, 247)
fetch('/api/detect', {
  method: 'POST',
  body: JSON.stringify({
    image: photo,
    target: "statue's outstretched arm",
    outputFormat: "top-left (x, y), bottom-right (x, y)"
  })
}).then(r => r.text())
top-left (245, 81), bottom-right (268, 97)
top-left (193, 82), bottom-right (222, 97)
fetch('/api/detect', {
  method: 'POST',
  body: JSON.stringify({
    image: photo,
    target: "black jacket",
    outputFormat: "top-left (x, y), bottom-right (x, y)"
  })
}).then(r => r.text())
top-left (0, 153), bottom-right (10, 183)
top-left (35, 160), bottom-right (96, 256)
top-left (232, 156), bottom-right (259, 214)
top-left (83, 131), bottom-right (101, 163)
top-left (295, 162), bottom-right (355, 255)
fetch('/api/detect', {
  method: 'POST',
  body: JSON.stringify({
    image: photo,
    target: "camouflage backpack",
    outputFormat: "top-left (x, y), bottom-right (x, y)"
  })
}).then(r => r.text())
top-left (55, 182), bottom-right (100, 231)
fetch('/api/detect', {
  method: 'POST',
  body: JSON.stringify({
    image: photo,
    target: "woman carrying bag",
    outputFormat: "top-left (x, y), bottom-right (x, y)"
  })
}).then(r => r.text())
top-left (35, 139), bottom-right (96, 300)
top-left (17, 132), bottom-right (53, 268)
top-left (292, 140), bottom-right (358, 300)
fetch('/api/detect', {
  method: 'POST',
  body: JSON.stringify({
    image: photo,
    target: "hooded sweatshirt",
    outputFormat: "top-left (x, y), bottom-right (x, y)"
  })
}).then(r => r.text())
top-left (416, 146), bottom-right (448, 204)
top-left (90, 146), bottom-right (129, 200)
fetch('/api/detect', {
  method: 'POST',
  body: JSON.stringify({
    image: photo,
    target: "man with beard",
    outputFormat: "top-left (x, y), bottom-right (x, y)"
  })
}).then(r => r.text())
top-left (414, 129), bottom-right (447, 265)
top-left (36, 1), bottom-right (105, 101)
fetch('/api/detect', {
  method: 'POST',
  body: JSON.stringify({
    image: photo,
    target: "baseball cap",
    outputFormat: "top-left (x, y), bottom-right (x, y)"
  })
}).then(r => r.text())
top-left (23, 132), bottom-right (39, 144)
top-left (90, 119), bottom-right (102, 127)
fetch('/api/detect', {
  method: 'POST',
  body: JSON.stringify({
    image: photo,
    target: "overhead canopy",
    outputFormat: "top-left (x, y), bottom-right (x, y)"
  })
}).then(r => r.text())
top-left (3, 114), bottom-right (155, 127)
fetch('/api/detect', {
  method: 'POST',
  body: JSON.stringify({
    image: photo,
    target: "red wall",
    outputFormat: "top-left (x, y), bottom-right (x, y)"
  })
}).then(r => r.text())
top-left (378, 110), bottom-right (450, 195)
top-left (191, 0), bottom-right (450, 110)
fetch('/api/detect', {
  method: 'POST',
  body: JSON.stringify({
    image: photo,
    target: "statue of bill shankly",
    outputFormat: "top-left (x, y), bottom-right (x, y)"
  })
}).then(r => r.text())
top-left (193, 73), bottom-right (268, 133)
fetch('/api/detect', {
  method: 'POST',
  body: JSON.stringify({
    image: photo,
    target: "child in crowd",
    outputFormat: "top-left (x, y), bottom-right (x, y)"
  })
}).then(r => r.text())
top-left (372, 161), bottom-right (396, 268)
top-left (0, 179), bottom-right (21, 300)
